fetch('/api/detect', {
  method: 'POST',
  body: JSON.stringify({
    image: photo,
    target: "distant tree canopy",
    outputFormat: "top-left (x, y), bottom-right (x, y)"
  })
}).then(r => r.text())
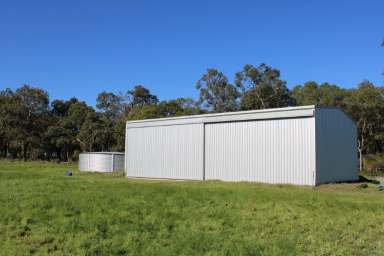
top-left (196, 68), bottom-right (240, 113)
top-left (235, 64), bottom-right (295, 110)
top-left (343, 81), bottom-right (384, 165)
top-left (291, 81), bottom-right (346, 107)
top-left (0, 63), bottom-right (383, 170)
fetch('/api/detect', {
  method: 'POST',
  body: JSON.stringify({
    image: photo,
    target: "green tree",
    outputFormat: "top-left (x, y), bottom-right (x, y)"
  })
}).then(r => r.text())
top-left (11, 85), bottom-right (50, 160)
top-left (156, 98), bottom-right (202, 117)
top-left (196, 69), bottom-right (239, 113)
top-left (44, 98), bottom-right (92, 161)
top-left (126, 85), bottom-right (158, 109)
top-left (96, 92), bottom-right (124, 119)
top-left (112, 118), bottom-right (127, 152)
top-left (63, 101), bottom-right (96, 152)
top-left (51, 98), bottom-right (79, 117)
top-left (127, 104), bottom-right (162, 120)
top-left (235, 64), bottom-right (294, 110)
top-left (292, 81), bottom-right (346, 107)
top-left (127, 98), bottom-right (203, 120)
top-left (318, 83), bottom-right (346, 107)
top-left (78, 112), bottom-right (112, 152)
top-left (343, 81), bottom-right (384, 171)
top-left (0, 88), bottom-right (19, 158)
top-left (44, 124), bottom-right (74, 161)
top-left (96, 91), bottom-right (128, 152)
top-left (291, 81), bottom-right (320, 106)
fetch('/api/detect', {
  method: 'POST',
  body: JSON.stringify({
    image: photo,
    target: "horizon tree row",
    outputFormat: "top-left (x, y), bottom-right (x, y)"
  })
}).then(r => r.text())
top-left (0, 63), bottom-right (383, 171)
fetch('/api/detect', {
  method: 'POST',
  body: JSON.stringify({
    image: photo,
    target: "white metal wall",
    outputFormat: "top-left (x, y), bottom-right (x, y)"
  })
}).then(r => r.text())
top-left (89, 154), bottom-right (112, 172)
top-left (126, 124), bottom-right (204, 180)
top-left (78, 153), bottom-right (90, 171)
top-left (315, 109), bottom-right (358, 184)
top-left (124, 106), bottom-right (357, 186)
top-left (79, 153), bottom-right (124, 172)
top-left (204, 118), bottom-right (316, 185)
top-left (113, 155), bottom-right (125, 171)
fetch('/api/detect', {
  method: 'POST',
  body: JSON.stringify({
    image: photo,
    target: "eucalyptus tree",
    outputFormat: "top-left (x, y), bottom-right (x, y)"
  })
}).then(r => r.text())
top-left (343, 81), bottom-right (384, 171)
top-left (13, 85), bottom-right (49, 160)
top-left (196, 68), bottom-right (240, 113)
top-left (126, 85), bottom-right (159, 109)
top-left (235, 64), bottom-right (294, 110)
top-left (291, 81), bottom-right (346, 107)
top-left (96, 92), bottom-right (124, 120)
top-left (44, 98), bottom-right (92, 161)
top-left (0, 88), bottom-right (17, 157)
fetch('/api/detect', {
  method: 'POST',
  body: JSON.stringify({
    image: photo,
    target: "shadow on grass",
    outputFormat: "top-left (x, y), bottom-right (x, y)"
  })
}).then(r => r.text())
top-left (357, 176), bottom-right (380, 184)
top-left (323, 176), bottom-right (380, 185)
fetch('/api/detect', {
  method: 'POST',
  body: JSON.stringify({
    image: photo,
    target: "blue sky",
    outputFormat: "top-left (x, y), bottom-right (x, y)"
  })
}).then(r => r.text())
top-left (1, 0), bottom-right (383, 105)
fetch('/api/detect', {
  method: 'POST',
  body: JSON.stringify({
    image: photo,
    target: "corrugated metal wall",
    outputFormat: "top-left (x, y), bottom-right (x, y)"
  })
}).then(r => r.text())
top-left (79, 153), bottom-right (124, 172)
top-left (113, 154), bottom-right (125, 171)
top-left (204, 118), bottom-right (316, 185)
top-left (315, 109), bottom-right (358, 184)
top-left (126, 123), bottom-right (204, 180)
top-left (124, 106), bottom-right (357, 186)
top-left (89, 154), bottom-right (112, 172)
top-left (79, 153), bottom-right (89, 171)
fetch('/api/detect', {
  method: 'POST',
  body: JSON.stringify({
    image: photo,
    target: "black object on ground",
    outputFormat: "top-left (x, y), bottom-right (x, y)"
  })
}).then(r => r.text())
top-left (65, 171), bottom-right (72, 177)
top-left (358, 183), bottom-right (368, 189)
top-left (358, 176), bottom-right (380, 184)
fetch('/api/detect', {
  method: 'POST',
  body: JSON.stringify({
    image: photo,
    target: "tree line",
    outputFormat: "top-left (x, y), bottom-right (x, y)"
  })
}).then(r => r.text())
top-left (0, 63), bottom-right (383, 170)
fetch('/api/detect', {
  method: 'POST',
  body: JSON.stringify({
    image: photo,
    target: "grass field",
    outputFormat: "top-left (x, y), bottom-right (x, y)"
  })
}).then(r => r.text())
top-left (1, 161), bottom-right (384, 255)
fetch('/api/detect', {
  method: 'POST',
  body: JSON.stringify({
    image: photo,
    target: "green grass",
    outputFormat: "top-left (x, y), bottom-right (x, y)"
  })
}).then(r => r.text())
top-left (1, 160), bottom-right (384, 255)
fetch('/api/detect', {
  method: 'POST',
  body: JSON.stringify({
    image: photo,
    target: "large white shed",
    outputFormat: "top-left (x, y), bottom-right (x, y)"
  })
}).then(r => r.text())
top-left (125, 106), bottom-right (358, 186)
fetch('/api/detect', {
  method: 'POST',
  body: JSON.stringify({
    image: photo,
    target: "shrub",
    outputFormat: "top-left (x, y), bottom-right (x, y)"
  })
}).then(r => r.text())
top-left (363, 154), bottom-right (384, 175)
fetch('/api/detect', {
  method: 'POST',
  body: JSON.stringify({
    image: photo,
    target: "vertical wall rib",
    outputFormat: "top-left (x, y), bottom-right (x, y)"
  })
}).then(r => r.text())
top-left (204, 118), bottom-right (316, 185)
top-left (126, 124), bottom-right (204, 180)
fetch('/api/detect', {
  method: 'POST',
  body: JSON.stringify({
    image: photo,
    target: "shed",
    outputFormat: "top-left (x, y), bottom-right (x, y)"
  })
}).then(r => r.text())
top-left (79, 152), bottom-right (124, 172)
top-left (125, 106), bottom-right (358, 186)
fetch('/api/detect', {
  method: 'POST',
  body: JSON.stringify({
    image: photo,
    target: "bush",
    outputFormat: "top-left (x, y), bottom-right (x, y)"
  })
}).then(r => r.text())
top-left (364, 154), bottom-right (384, 174)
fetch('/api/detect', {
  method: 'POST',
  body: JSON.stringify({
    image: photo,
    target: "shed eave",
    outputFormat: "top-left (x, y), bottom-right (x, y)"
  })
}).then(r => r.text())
top-left (126, 105), bottom-right (316, 128)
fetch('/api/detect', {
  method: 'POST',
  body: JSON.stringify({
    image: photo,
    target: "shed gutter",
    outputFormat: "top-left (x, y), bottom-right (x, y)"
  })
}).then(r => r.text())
top-left (126, 105), bottom-right (315, 128)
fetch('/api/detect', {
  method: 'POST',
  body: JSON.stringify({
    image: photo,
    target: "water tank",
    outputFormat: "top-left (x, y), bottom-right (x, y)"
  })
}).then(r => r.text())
top-left (79, 152), bottom-right (124, 172)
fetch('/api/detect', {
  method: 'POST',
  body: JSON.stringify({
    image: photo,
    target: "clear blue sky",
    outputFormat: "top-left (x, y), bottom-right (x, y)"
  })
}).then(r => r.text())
top-left (1, 0), bottom-right (383, 105)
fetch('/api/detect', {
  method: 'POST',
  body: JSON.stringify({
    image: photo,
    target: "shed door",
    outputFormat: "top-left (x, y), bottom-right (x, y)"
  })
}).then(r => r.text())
top-left (204, 118), bottom-right (315, 185)
top-left (126, 124), bottom-right (204, 180)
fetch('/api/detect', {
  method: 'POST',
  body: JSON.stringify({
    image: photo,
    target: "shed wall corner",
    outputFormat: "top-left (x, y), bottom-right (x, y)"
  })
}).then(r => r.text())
top-left (315, 108), bottom-right (358, 184)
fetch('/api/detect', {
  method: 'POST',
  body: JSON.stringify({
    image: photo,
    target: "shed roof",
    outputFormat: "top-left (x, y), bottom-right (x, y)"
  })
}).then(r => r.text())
top-left (126, 105), bottom-right (317, 128)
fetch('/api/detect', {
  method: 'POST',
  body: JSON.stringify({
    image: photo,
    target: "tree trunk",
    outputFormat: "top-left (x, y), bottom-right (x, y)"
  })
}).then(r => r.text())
top-left (5, 142), bottom-right (9, 158)
top-left (359, 119), bottom-right (367, 172)
top-left (358, 147), bottom-right (363, 172)
top-left (23, 143), bottom-right (28, 161)
top-left (255, 91), bottom-right (266, 109)
top-left (358, 137), bottom-right (364, 172)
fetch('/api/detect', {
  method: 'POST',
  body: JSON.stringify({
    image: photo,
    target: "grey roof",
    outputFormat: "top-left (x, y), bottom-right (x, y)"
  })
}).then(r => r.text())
top-left (126, 105), bottom-right (316, 128)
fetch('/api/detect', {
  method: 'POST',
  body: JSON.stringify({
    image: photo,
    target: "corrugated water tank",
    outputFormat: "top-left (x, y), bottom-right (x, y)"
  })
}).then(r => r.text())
top-left (79, 152), bottom-right (124, 172)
